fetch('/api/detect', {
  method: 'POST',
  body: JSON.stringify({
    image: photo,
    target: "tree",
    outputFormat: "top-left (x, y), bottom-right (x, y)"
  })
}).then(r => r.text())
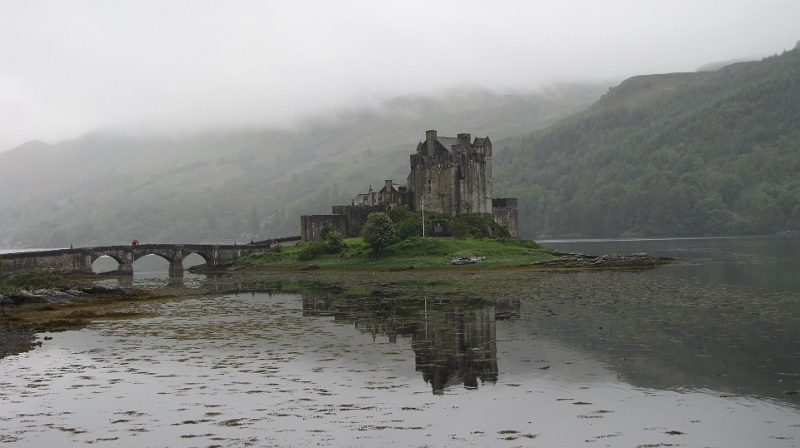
top-left (361, 212), bottom-right (396, 253)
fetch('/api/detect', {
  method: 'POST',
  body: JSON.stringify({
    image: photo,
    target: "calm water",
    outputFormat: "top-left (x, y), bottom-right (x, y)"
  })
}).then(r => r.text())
top-left (540, 235), bottom-right (800, 294)
top-left (2, 237), bottom-right (800, 447)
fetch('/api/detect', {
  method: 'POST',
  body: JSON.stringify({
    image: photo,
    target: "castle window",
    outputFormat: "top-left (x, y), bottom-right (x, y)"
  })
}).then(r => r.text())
top-left (426, 179), bottom-right (432, 194)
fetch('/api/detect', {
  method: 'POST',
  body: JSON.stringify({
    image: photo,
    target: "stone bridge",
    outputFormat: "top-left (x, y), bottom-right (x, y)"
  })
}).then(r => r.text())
top-left (0, 239), bottom-right (297, 278)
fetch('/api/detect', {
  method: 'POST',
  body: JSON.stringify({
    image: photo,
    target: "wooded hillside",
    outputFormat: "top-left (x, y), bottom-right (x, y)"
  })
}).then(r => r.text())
top-left (495, 45), bottom-right (800, 238)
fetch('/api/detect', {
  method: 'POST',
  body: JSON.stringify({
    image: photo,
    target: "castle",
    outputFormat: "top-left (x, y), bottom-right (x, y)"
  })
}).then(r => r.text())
top-left (301, 130), bottom-right (518, 241)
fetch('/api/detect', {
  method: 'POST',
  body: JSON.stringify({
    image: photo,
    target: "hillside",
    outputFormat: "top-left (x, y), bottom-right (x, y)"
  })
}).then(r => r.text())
top-left (494, 45), bottom-right (800, 238)
top-left (0, 85), bottom-right (605, 248)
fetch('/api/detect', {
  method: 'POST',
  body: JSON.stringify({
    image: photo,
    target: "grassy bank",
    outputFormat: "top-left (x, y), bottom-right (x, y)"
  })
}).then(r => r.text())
top-left (242, 236), bottom-right (554, 271)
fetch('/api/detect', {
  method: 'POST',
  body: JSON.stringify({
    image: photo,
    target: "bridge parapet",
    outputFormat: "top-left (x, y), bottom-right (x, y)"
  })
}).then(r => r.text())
top-left (0, 241), bottom-right (286, 277)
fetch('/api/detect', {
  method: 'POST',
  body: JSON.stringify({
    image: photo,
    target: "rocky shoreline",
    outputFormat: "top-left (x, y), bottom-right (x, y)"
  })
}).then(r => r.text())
top-left (530, 252), bottom-right (674, 268)
top-left (0, 326), bottom-right (37, 358)
top-left (0, 253), bottom-right (675, 358)
top-left (0, 282), bottom-right (156, 359)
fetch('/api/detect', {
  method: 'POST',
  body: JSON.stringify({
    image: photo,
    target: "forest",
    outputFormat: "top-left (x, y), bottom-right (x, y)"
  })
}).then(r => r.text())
top-left (494, 45), bottom-right (800, 238)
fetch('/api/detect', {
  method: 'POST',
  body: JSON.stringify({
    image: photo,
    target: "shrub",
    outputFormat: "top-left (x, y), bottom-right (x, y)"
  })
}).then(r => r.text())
top-left (469, 225), bottom-right (485, 239)
top-left (320, 227), bottom-right (333, 239)
top-left (389, 205), bottom-right (414, 223)
top-left (449, 218), bottom-right (469, 239)
top-left (395, 217), bottom-right (423, 241)
top-left (271, 244), bottom-right (283, 253)
top-left (361, 212), bottom-right (397, 253)
top-left (324, 230), bottom-right (344, 253)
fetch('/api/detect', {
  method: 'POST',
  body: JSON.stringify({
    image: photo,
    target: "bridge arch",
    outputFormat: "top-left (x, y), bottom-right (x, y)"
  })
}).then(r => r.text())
top-left (183, 252), bottom-right (209, 268)
top-left (91, 254), bottom-right (123, 274)
top-left (133, 253), bottom-right (172, 270)
top-left (133, 251), bottom-right (175, 264)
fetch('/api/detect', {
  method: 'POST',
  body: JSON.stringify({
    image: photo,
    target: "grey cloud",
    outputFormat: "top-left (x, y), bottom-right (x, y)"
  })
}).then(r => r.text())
top-left (1, 0), bottom-right (798, 151)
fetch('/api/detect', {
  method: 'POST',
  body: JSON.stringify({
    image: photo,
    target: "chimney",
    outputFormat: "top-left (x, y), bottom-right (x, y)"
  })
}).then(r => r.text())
top-left (457, 133), bottom-right (471, 151)
top-left (425, 129), bottom-right (437, 155)
top-left (385, 180), bottom-right (393, 192)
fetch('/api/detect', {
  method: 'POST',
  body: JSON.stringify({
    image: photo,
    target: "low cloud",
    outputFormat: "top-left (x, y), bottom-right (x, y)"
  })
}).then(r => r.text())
top-left (1, 0), bottom-right (798, 151)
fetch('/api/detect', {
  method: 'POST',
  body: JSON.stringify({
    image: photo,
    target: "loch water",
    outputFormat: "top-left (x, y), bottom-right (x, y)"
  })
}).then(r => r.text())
top-left (2, 236), bottom-right (800, 447)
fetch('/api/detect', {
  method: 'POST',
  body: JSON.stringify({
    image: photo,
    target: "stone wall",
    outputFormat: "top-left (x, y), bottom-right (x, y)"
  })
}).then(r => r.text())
top-left (331, 205), bottom-right (392, 238)
top-left (301, 205), bottom-right (398, 241)
top-left (0, 249), bottom-right (92, 276)
top-left (492, 198), bottom-right (519, 238)
top-left (300, 214), bottom-right (349, 242)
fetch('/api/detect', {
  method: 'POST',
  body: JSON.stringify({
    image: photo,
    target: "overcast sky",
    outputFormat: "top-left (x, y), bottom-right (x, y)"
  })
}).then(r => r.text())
top-left (0, 0), bottom-right (798, 152)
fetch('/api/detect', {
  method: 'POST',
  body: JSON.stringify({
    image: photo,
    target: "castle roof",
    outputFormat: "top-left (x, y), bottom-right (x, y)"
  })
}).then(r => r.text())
top-left (433, 135), bottom-right (490, 153)
top-left (473, 137), bottom-right (489, 147)
top-left (379, 182), bottom-right (406, 193)
top-left (436, 137), bottom-right (461, 152)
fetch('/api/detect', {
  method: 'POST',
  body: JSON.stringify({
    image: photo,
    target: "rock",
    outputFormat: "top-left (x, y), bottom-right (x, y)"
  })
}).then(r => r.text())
top-left (531, 252), bottom-right (673, 269)
top-left (29, 289), bottom-right (75, 303)
top-left (448, 256), bottom-right (485, 265)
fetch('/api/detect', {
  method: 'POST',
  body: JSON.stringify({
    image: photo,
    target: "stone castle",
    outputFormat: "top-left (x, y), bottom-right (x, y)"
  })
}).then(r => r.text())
top-left (301, 130), bottom-right (518, 241)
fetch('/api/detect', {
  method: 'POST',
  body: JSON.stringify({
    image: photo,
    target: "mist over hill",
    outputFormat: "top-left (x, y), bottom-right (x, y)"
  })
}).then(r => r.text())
top-left (0, 85), bottom-right (605, 248)
top-left (494, 47), bottom-right (800, 238)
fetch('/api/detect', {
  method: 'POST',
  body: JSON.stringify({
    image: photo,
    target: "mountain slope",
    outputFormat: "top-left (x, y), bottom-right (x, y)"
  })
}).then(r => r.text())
top-left (0, 85), bottom-right (605, 247)
top-left (494, 46), bottom-right (800, 238)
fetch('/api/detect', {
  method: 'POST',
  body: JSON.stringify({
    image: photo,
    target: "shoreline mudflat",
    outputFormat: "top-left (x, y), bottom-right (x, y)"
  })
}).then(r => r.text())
top-left (0, 326), bottom-right (36, 358)
top-left (0, 255), bottom-right (674, 359)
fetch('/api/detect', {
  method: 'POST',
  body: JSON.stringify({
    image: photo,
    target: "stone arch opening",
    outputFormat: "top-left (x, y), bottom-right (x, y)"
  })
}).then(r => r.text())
top-left (183, 252), bottom-right (208, 269)
top-left (132, 254), bottom-right (172, 275)
top-left (91, 255), bottom-right (122, 274)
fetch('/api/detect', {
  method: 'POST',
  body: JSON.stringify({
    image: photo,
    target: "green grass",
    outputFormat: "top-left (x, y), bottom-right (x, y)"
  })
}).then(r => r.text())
top-left (243, 236), bottom-right (554, 270)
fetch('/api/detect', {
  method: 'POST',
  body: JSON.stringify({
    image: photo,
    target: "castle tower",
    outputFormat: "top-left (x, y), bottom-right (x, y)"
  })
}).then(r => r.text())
top-left (408, 130), bottom-right (492, 215)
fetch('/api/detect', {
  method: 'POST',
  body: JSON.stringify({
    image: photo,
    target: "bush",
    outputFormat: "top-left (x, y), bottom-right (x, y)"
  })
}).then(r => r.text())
top-left (469, 225), bottom-right (485, 239)
top-left (271, 244), bottom-right (283, 253)
top-left (361, 212), bottom-right (397, 253)
top-left (320, 227), bottom-right (333, 239)
top-left (325, 230), bottom-right (344, 253)
top-left (449, 219), bottom-right (469, 239)
top-left (395, 217), bottom-right (423, 241)
top-left (389, 205), bottom-right (414, 223)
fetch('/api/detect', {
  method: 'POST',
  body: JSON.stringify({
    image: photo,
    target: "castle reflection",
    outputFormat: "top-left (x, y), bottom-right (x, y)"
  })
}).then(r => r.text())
top-left (302, 295), bottom-right (520, 394)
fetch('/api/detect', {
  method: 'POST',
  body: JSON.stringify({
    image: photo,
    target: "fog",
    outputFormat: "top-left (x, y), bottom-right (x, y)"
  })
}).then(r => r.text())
top-left (1, 0), bottom-right (798, 152)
